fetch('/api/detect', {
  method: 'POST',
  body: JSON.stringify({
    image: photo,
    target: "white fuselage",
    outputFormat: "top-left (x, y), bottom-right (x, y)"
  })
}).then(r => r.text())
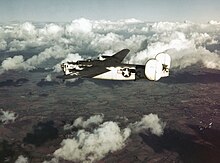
top-left (93, 66), bottom-right (136, 80)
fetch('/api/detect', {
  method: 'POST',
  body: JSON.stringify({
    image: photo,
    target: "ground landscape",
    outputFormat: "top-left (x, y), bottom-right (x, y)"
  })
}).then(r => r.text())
top-left (0, 19), bottom-right (220, 163)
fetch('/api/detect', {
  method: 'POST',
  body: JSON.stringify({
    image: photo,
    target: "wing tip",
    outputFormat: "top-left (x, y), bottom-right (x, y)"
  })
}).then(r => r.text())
top-left (122, 48), bottom-right (130, 53)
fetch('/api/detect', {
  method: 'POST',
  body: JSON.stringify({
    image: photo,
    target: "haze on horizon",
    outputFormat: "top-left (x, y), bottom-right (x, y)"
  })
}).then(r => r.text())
top-left (0, 0), bottom-right (219, 23)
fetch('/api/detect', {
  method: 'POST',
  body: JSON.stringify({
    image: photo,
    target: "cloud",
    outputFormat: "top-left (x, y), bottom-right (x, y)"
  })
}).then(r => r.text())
top-left (0, 19), bottom-right (220, 75)
top-left (1, 44), bottom-right (72, 72)
top-left (43, 158), bottom-right (59, 163)
top-left (45, 74), bottom-right (52, 82)
top-left (64, 114), bottom-right (104, 130)
top-left (19, 22), bottom-right (37, 38)
top-left (128, 30), bottom-right (220, 70)
top-left (8, 40), bottom-right (26, 52)
top-left (0, 39), bottom-right (7, 51)
top-left (55, 121), bottom-right (130, 163)
top-left (66, 18), bottom-right (93, 35)
top-left (73, 114), bottom-right (104, 128)
top-left (56, 114), bottom-right (165, 162)
top-left (1, 55), bottom-right (33, 71)
top-left (39, 23), bottom-right (64, 39)
top-left (26, 45), bottom-right (71, 67)
top-left (129, 113), bottom-right (166, 136)
top-left (0, 109), bottom-right (17, 124)
top-left (208, 20), bottom-right (220, 25)
top-left (169, 46), bottom-right (220, 70)
top-left (15, 155), bottom-right (28, 163)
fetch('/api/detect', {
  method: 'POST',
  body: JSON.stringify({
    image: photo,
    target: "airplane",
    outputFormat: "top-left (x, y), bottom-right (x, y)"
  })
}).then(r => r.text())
top-left (57, 49), bottom-right (171, 81)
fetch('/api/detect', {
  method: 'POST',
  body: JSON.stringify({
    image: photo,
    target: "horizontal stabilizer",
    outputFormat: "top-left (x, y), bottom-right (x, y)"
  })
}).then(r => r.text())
top-left (144, 53), bottom-right (171, 81)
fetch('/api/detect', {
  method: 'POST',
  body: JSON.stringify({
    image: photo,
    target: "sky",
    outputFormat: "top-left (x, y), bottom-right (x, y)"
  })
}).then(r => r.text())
top-left (0, 0), bottom-right (219, 22)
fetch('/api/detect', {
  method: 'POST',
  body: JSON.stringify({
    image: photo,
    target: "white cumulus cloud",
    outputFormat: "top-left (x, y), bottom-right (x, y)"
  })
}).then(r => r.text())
top-left (45, 74), bottom-right (52, 82)
top-left (39, 23), bottom-right (64, 39)
top-left (64, 114), bottom-right (104, 130)
top-left (0, 19), bottom-right (220, 75)
top-left (66, 18), bottom-right (93, 35)
top-left (55, 121), bottom-right (130, 163)
top-left (129, 113), bottom-right (166, 136)
top-left (56, 113), bottom-right (165, 162)
top-left (1, 55), bottom-right (33, 71)
top-left (0, 109), bottom-right (17, 124)
top-left (0, 39), bottom-right (7, 50)
top-left (15, 155), bottom-right (28, 163)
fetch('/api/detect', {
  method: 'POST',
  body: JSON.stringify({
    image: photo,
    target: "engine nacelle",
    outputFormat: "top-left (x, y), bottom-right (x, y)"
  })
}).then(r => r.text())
top-left (145, 53), bottom-right (171, 81)
top-left (61, 63), bottom-right (83, 75)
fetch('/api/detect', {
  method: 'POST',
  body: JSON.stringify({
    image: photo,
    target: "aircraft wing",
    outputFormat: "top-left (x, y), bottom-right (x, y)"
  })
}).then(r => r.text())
top-left (77, 65), bottom-right (111, 78)
top-left (103, 49), bottom-right (130, 64)
top-left (58, 65), bottom-right (111, 80)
